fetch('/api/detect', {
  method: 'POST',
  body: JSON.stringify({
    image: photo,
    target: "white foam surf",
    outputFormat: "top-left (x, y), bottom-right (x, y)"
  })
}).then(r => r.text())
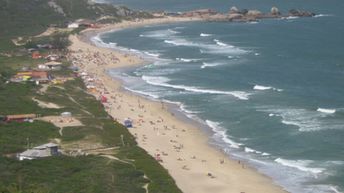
top-left (142, 75), bottom-right (250, 100)
top-left (330, 186), bottom-right (342, 193)
top-left (91, 35), bottom-right (118, 49)
top-left (176, 58), bottom-right (200, 62)
top-left (201, 62), bottom-right (226, 69)
top-left (259, 106), bottom-right (344, 132)
top-left (253, 85), bottom-right (283, 92)
top-left (317, 108), bottom-right (336, 114)
top-left (206, 120), bottom-right (242, 149)
top-left (314, 14), bottom-right (333, 18)
top-left (213, 39), bottom-right (231, 47)
top-left (163, 37), bottom-right (247, 55)
top-left (200, 33), bottom-right (212, 37)
top-left (124, 87), bottom-right (160, 99)
top-left (143, 51), bottom-right (160, 58)
top-left (164, 39), bottom-right (188, 46)
top-left (244, 147), bottom-right (256, 153)
top-left (259, 108), bottom-right (323, 132)
top-left (200, 47), bottom-right (247, 55)
top-left (180, 103), bottom-right (200, 114)
top-left (139, 28), bottom-right (179, 39)
top-left (254, 85), bottom-right (272, 90)
top-left (275, 158), bottom-right (325, 174)
top-left (281, 16), bottom-right (300, 20)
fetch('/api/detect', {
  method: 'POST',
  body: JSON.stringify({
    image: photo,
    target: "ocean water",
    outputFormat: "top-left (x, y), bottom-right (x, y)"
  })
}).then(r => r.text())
top-left (94, 0), bottom-right (344, 192)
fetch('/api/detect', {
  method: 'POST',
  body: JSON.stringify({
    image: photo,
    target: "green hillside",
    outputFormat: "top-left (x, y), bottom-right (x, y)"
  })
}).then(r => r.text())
top-left (0, 0), bottom-right (151, 40)
top-left (0, 1), bottom-right (181, 193)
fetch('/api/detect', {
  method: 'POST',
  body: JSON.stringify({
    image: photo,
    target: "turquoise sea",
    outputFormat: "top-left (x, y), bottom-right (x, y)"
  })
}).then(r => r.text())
top-left (94, 0), bottom-right (344, 192)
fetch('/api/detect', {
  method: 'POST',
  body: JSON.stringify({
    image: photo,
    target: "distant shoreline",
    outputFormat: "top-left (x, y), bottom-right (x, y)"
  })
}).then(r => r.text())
top-left (69, 16), bottom-right (288, 193)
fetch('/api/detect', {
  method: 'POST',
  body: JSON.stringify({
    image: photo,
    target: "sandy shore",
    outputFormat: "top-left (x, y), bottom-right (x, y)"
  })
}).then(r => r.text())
top-left (68, 17), bottom-right (288, 193)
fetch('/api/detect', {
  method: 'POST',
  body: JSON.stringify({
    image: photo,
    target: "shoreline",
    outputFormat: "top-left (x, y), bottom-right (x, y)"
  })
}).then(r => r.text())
top-left (68, 17), bottom-right (288, 193)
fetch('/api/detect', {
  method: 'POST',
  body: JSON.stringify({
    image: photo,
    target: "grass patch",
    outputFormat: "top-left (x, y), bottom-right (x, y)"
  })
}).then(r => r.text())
top-left (0, 156), bottom-right (148, 193)
top-left (0, 121), bottom-right (59, 154)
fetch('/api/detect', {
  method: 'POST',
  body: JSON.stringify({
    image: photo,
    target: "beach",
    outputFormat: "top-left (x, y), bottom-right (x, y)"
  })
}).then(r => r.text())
top-left (68, 17), bottom-right (288, 193)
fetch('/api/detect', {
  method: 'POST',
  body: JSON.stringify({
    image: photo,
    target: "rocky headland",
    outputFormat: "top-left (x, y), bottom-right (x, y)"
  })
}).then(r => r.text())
top-left (172, 6), bottom-right (316, 22)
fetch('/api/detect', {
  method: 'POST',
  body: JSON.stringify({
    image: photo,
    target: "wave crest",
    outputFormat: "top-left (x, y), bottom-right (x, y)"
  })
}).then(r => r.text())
top-left (142, 76), bottom-right (250, 100)
top-left (206, 120), bottom-right (242, 148)
top-left (275, 158), bottom-right (325, 174)
top-left (200, 33), bottom-right (212, 37)
top-left (254, 85), bottom-right (283, 92)
top-left (317, 108), bottom-right (336, 114)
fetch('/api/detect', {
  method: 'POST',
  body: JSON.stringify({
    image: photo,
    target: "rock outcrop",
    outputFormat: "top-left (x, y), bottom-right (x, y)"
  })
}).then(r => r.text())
top-left (246, 10), bottom-right (263, 17)
top-left (289, 9), bottom-right (316, 17)
top-left (229, 6), bottom-right (239, 14)
top-left (185, 6), bottom-right (316, 23)
top-left (271, 6), bottom-right (280, 15)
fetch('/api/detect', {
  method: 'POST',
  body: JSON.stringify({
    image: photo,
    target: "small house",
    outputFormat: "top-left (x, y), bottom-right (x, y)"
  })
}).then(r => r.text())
top-left (18, 143), bottom-right (59, 161)
top-left (38, 61), bottom-right (62, 71)
top-left (12, 71), bottom-right (51, 83)
top-left (32, 51), bottom-right (42, 59)
top-left (61, 112), bottom-right (72, 117)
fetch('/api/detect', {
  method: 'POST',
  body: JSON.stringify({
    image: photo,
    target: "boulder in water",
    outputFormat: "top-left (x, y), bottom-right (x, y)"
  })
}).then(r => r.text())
top-left (246, 10), bottom-right (262, 17)
top-left (289, 9), bottom-right (315, 17)
top-left (228, 13), bottom-right (244, 20)
top-left (271, 6), bottom-right (280, 15)
top-left (229, 6), bottom-right (239, 14)
top-left (239, 9), bottom-right (248, 15)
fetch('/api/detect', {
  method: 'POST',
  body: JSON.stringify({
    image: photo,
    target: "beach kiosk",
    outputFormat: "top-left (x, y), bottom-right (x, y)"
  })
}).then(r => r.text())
top-left (61, 112), bottom-right (72, 118)
top-left (124, 118), bottom-right (133, 128)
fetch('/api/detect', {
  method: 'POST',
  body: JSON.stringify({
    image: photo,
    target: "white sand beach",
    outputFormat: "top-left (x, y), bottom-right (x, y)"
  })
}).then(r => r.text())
top-left (68, 17), bottom-right (288, 193)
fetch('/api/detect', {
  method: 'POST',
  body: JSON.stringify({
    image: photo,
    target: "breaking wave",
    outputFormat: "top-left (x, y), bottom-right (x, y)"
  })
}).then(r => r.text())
top-left (214, 39), bottom-right (232, 47)
top-left (140, 28), bottom-right (179, 38)
top-left (317, 108), bottom-right (336, 114)
top-left (123, 87), bottom-right (160, 99)
top-left (260, 107), bottom-right (343, 132)
top-left (206, 120), bottom-right (243, 148)
top-left (142, 75), bottom-right (250, 100)
top-left (163, 37), bottom-right (247, 55)
top-left (314, 14), bottom-right (334, 18)
top-left (143, 51), bottom-right (160, 58)
top-left (201, 62), bottom-right (226, 69)
top-left (200, 33), bottom-right (212, 37)
top-left (91, 35), bottom-right (118, 49)
top-left (176, 58), bottom-right (200, 62)
top-left (253, 85), bottom-right (283, 92)
top-left (275, 158), bottom-right (325, 174)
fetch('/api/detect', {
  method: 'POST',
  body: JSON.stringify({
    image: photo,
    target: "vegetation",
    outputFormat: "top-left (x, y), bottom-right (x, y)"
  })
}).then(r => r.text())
top-left (0, 156), bottom-right (148, 193)
top-left (0, 77), bottom-right (182, 193)
top-left (0, 1), bottom-right (179, 192)
top-left (0, 0), bottom-right (152, 52)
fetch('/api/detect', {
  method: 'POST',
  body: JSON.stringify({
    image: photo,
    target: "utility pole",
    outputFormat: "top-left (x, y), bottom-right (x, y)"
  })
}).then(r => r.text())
top-left (26, 138), bottom-right (29, 149)
top-left (120, 135), bottom-right (125, 147)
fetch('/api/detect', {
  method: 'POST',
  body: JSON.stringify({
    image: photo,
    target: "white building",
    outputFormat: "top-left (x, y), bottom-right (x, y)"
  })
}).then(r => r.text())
top-left (18, 143), bottom-right (59, 161)
top-left (68, 23), bottom-right (79, 28)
